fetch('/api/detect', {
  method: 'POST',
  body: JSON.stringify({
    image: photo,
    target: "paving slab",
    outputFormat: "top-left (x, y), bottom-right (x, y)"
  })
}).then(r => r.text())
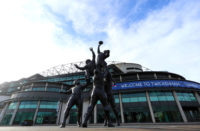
top-left (0, 125), bottom-right (200, 131)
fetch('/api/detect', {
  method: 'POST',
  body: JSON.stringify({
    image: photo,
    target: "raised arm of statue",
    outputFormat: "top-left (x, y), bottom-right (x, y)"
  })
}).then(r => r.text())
top-left (90, 47), bottom-right (95, 62)
top-left (74, 64), bottom-right (86, 70)
top-left (65, 88), bottom-right (72, 94)
top-left (98, 41), bottom-right (103, 54)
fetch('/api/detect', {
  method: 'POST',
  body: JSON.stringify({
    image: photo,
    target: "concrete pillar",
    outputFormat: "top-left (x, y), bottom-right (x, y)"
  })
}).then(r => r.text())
top-left (94, 105), bottom-right (97, 124)
top-left (59, 102), bottom-right (70, 124)
top-left (0, 103), bottom-right (9, 123)
top-left (154, 73), bottom-right (157, 79)
top-left (9, 101), bottom-right (20, 125)
top-left (146, 91), bottom-right (155, 123)
top-left (59, 101), bottom-right (65, 124)
top-left (45, 83), bottom-right (48, 91)
top-left (82, 100), bottom-right (89, 122)
top-left (56, 101), bottom-right (62, 125)
top-left (168, 74), bottom-right (172, 79)
top-left (137, 73), bottom-right (140, 80)
top-left (120, 75), bottom-right (123, 82)
top-left (119, 93), bottom-right (124, 123)
top-left (172, 90), bottom-right (188, 122)
top-left (194, 91), bottom-right (200, 104)
top-left (61, 85), bottom-right (63, 92)
top-left (31, 83), bottom-right (34, 91)
top-left (194, 92), bottom-right (200, 111)
top-left (33, 101), bottom-right (40, 124)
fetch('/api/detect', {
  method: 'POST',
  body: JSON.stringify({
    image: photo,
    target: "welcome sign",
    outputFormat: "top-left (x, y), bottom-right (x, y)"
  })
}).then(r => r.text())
top-left (112, 80), bottom-right (200, 90)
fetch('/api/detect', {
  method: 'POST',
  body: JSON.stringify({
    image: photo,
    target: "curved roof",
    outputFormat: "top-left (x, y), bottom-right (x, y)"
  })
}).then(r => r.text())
top-left (39, 61), bottom-right (152, 77)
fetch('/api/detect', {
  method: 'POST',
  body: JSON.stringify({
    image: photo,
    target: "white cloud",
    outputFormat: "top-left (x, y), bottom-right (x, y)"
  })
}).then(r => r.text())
top-left (0, 0), bottom-right (92, 83)
top-left (105, 1), bottom-right (200, 82)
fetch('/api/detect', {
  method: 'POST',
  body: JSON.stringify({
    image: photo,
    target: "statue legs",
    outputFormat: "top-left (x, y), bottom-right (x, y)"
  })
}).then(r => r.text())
top-left (76, 100), bottom-right (83, 127)
top-left (82, 96), bottom-right (98, 127)
top-left (61, 96), bottom-right (83, 128)
top-left (82, 91), bottom-right (114, 127)
top-left (104, 95), bottom-right (120, 126)
top-left (60, 96), bottom-right (75, 128)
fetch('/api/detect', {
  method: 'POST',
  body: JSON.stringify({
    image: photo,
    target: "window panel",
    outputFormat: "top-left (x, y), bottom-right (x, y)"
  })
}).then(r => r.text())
top-left (19, 101), bottom-right (37, 109)
top-left (122, 92), bottom-right (147, 103)
top-left (149, 92), bottom-right (174, 102)
top-left (8, 102), bottom-right (18, 110)
top-left (177, 92), bottom-right (197, 102)
top-left (39, 101), bottom-right (58, 109)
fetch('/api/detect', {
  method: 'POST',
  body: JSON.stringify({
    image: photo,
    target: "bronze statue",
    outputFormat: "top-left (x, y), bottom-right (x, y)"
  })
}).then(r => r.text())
top-left (104, 71), bottom-right (120, 126)
top-left (60, 79), bottom-right (88, 128)
top-left (75, 47), bottom-right (96, 83)
top-left (61, 40), bottom-right (117, 128)
top-left (82, 69), bottom-right (114, 127)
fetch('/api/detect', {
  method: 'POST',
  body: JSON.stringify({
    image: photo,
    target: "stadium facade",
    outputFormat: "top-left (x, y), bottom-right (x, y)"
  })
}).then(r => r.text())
top-left (0, 62), bottom-right (200, 126)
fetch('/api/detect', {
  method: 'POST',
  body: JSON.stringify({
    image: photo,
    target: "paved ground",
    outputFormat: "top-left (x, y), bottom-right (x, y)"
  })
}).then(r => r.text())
top-left (0, 124), bottom-right (200, 131)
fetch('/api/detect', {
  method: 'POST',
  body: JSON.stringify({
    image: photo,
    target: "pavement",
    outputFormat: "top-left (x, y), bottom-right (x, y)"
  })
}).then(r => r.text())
top-left (0, 124), bottom-right (200, 131)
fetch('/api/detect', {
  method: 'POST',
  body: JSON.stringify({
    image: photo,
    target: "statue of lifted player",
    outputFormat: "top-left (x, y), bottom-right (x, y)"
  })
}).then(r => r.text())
top-left (104, 71), bottom-right (120, 126)
top-left (75, 47), bottom-right (96, 83)
top-left (60, 79), bottom-right (89, 128)
top-left (96, 41), bottom-right (110, 76)
top-left (82, 68), bottom-right (114, 128)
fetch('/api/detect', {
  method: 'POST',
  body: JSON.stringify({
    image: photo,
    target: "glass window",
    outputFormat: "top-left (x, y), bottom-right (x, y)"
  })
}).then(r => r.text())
top-left (19, 101), bottom-right (38, 109)
top-left (183, 107), bottom-right (200, 122)
top-left (13, 111), bottom-right (35, 125)
top-left (36, 112), bottom-right (57, 124)
top-left (114, 95), bottom-right (119, 103)
top-left (1, 102), bottom-right (18, 125)
top-left (0, 112), bottom-right (13, 125)
top-left (149, 91), bottom-right (174, 101)
top-left (32, 87), bottom-right (45, 91)
top-left (7, 88), bottom-right (18, 93)
top-left (69, 112), bottom-right (77, 124)
top-left (46, 88), bottom-right (60, 92)
top-left (64, 81), bottom-right (73, 85)
top-left (72, 105), bottom-right (76, 109)
top-left (122, 92), bottom-right (147, 103)
top-left (24, 88), bottom-right (32, 91)
top-left (39, 101), bottom-right (58, 109)
top-left (153, 105), bottom-right (182, 122)
top-left (8, 102), bottom-right (18, 110)
top-left (123, 105), bottom-right (151, 123)
top-left (80, 80), bottom-right (86, 84)
top-left (177, 92), bottom-right (197, 101)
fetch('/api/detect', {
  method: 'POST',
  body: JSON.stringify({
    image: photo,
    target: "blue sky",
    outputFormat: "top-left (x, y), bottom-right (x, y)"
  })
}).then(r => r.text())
top-left (0, 0), bottom-right (200, 83)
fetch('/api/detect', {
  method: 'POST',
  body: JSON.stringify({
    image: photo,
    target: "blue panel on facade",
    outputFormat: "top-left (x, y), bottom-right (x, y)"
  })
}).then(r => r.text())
top-left (112, 80), bottom-right (200, 90)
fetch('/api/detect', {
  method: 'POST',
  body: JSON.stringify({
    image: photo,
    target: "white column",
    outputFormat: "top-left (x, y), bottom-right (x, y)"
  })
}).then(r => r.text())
top-left (33, 101), bottom-right (40, 124)
top-left (120, 75), bottom-right (123, 82)
top-left (194, 92), bottom-right (200, 104)
top-left (137, 73), bottom-right (140, 80)
top-left (154, 73), bottom-right (157, 79)
top-left (194, 92), bottom-right (200, 111)
top-left (146, 91), bottom-right (155, 123)
top-left (82, 100), bottom-right (89, 122)
top-left (94, 105), bottom-right (97, 124)
top-left (59, 102), bottom-right (70, 124)
top-left (9, 101), bottom-right (20, 125)
top-left (61, 85), bottom-right (64, 92)
top-left (56, 101), bottom-right (62, 125)
top-left (31, 83), bottom-right (34, 91)
top-left (0, 103), bottom-right (9, 122)
top-left (172, 90), bottom-right (188, 122)
top-left (119, 93), bottom-right (124, 123)
top-left (45, 83), bottom-right (48, 91)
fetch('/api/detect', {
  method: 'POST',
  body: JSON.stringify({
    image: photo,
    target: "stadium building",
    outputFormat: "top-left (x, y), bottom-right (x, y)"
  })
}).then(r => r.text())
top-left (0, 61), bottom-right (200, 126)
